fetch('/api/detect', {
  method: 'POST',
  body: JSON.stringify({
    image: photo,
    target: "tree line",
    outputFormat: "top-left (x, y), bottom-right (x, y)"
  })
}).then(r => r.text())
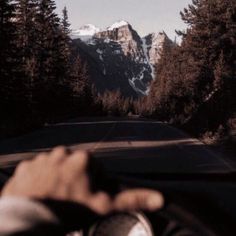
top-left (135, 0), bottom-right (236, 142)
top-left (0, 0), bottom-right (97, 138)
top-left (0, 0), bottom-right (135, 138)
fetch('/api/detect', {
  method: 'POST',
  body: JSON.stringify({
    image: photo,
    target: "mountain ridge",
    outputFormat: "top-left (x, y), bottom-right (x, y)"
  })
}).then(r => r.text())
top-left (71, 20), bottom-right (174, 97)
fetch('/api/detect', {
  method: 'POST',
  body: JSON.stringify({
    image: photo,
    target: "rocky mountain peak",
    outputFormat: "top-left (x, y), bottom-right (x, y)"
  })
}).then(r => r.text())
top-left (72, 21), bottom-right (174, 97)
top-left (94, 21), bottom-right (143, 60)
top-left (143, 31), bottom-right (174, 66)
top-left (107, 20), bottom-right (129, 31)
top-left (96, 21), bottom-right (139, 42)
top-left (71, 24), bottom-right (100, 41)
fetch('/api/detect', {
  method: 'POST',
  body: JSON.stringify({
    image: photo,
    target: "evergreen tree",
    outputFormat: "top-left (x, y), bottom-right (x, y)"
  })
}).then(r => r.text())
top-left (0, 0), bottom-right (101, 137)
top-left (15, 0), bottom-right (39, 109)
top-left (61, 6), bottom-right (70, 35)
top-left (35, 0), bottom-right (66, 120)
top-left (70, 56), bottom-right (93, 114)
top-left (147, 0), bottom-right (236, 135)
top-left (59, 6), bottom-right (71, 76)
top-left (54, 6), bottom-right (71, 101)
top-left (0, 0), bottom-right (16, 118)
top-left (179, 0), bottom-right (236, 126)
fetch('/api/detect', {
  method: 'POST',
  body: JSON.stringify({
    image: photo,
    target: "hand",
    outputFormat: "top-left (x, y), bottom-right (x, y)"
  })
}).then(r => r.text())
top-left (2, 147), bottom-right (164, 215)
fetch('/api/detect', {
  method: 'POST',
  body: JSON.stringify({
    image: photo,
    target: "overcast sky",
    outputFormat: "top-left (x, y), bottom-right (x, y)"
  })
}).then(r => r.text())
top-left (55, 0), bottom-right (192, 40)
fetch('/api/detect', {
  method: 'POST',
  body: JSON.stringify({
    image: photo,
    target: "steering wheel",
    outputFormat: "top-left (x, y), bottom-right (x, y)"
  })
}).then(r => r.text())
top-left (66, 201), bottom-right (221, 236)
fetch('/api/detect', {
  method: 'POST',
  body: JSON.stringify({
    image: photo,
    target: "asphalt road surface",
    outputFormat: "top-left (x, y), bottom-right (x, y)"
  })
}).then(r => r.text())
top-left (0, 118), bottom-right (234, 175)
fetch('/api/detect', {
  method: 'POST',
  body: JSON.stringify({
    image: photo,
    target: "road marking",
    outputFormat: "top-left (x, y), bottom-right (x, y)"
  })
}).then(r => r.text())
top-left (92, 122), bottom-right (117, 151)
top-left (111, 136), bottom-right (139, 140)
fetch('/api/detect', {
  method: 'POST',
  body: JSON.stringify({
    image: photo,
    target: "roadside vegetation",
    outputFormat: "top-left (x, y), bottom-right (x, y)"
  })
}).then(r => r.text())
top-left (137, 0), bottom-right (236, 147)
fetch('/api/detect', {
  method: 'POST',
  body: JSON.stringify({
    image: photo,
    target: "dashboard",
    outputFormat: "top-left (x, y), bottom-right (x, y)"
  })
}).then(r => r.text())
top-left (64, 171), bottom-right (236, 236)
top-left (1, 167), bottom-right (236, 236)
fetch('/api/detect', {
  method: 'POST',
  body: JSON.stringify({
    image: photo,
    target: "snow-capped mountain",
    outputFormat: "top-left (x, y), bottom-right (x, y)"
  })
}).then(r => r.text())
top-left (144, 32), bottom-right (171, 66)
top-left (107, 20), bottom-right (129, 31)
top-left (72, 21), bottom-right (174, 97)
top-left (71, 24), bottom-right (100, 41)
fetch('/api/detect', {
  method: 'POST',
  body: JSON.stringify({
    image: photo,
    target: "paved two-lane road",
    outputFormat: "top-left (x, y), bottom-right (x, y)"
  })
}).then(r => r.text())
top-left (0, 118), bottom-right (234, 174)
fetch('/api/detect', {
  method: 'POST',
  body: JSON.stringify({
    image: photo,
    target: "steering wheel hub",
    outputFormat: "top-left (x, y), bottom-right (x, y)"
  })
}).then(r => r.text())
top-left (89, 212), bottom-right (153, 236)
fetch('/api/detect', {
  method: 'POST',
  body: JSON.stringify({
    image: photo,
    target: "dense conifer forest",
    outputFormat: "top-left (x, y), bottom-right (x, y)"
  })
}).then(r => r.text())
top-left (0, 0), bottom-right (98, 138)
top-left (136, 0), bottom-right (236, 146)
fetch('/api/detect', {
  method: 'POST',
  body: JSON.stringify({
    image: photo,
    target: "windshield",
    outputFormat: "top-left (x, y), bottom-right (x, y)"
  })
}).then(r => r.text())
top-left (0, 0), bottom-right (235, 176)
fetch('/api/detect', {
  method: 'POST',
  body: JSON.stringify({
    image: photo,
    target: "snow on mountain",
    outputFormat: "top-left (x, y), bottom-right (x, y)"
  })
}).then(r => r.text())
top-left (71, 24), bottom-right (100, 41)
top-left (72, 21), bottom-right (174, 97)
top-left (141, 37), bottom-right (154, 78)
top-left (144, 32), bottom-right (169, 65)
top-left (107, 20), bottom-right (129, 31)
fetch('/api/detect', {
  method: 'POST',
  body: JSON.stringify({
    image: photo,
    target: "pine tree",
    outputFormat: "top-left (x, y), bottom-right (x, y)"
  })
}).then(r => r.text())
top-left (0, 0), bottom-right (17, 118)
top-left (59, 6), bottom-right (71, 73)
top-left (147, 0), bottom-right (236, 133)
top-left (15, 0), bottom-right (39, 108)
top-left (35, 0), bottom-right (66, 120)
top-left (61, 6), bottom-right (70, 35)
top-left (54, 6), bottom-right (71, 97)
top-left (179, 0), bottom-right (236, 123)
top-left (37, 0), bottom-right (60, 79)
top-left (70, 56), bottom-right (93, 113)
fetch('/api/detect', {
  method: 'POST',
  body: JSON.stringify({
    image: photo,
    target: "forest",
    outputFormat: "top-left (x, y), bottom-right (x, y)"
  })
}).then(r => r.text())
top-left (0, 0), bottom-right (235, 148)
top-left (149, 0), bottom-right (236, 146)
top-left (0, 0), bottom-right (99, 138)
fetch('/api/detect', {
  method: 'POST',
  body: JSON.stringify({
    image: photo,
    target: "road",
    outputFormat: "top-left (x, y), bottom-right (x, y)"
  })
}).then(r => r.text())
top-left (0, 118), bottom-right (234, 175)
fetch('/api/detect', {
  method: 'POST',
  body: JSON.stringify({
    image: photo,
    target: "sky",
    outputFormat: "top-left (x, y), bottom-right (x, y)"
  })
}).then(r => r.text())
top-left (55, 0), bottom-right (192, 40)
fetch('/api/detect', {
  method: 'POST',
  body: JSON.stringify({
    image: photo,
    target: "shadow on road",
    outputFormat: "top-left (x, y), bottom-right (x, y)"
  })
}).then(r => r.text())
top-left (0, 121), bottom-right (188, 155)
top-left (0, 119), bottom-right (234, 177)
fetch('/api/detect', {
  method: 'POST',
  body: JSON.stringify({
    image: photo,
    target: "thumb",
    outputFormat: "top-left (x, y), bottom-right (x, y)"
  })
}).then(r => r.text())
top-left (113, 189), bottom-right (164, 212)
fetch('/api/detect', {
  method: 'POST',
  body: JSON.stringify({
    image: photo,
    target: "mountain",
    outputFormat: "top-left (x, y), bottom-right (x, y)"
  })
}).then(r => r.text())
top-left (143, 32), bottom-right (173, 71)
top-left (71, 24), bottom-right (100, 41)
top-left (71, 21), bottom-right (174, 97)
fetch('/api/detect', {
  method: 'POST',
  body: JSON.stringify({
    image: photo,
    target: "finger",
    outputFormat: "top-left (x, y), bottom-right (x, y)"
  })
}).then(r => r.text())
top-left (63, 151), bottom-right (89, 174)
top-left (14, 160), bottom-right (32, 175)
top-left (33, 153), bottom-right (48, 163)
top-left (114, 189), bottom-right (164, 212)
top-left (49, 146), bottom-right (68, 164)
top-left (86, 192), bottom-right (113, 215)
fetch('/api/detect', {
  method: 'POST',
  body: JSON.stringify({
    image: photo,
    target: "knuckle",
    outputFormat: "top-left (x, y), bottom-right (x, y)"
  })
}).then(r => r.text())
top-left (74, 150), bottom-right (89, 159)
top-left (53, 155), bottom-right (66, 164)
top-left (114, 190), bottom-right (145, 211)
top-left (16, 161), bottom-right (30, 173)
top-left (35, 153), bottom-right (48, 161)
top-left (52, 146), bottom-right (66, 155)
top-left (87, 193), bottom-right (112, 215)
top-left (50, 147), bottom-right (68, 164)
top-left (96, 204), bottom-right (112, 215)
top-left (65, 151), bottom-right (89, 171)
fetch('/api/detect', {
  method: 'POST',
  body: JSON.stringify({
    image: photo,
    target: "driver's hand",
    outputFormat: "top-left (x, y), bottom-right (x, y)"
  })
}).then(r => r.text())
top-left (1, 147), bottom-right (164, 215)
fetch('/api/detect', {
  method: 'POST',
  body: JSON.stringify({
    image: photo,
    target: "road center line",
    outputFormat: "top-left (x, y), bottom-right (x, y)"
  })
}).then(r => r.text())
top-left (91, 122), bottom-right (117, 151)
